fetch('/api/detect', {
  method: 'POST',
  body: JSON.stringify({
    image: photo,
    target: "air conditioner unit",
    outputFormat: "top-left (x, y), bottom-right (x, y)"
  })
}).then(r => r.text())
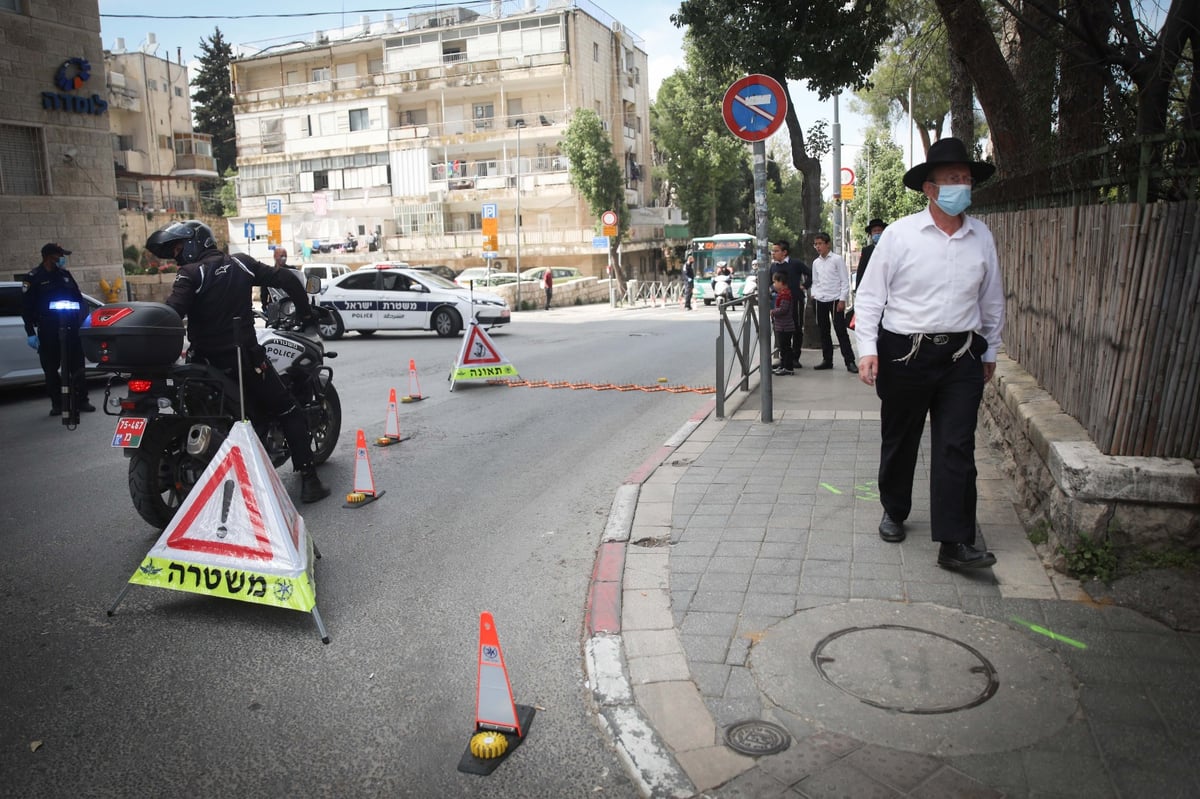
top-left (612, 21), bottom-right (623, 34)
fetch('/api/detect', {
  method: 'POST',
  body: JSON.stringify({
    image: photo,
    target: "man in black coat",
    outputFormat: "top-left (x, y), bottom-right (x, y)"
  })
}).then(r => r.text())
top-left (855, 218), bottom-right (887, 289)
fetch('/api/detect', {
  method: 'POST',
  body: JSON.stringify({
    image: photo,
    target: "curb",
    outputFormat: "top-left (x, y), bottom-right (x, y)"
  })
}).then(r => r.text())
top-left (583, 386), bottom-right (755, 797)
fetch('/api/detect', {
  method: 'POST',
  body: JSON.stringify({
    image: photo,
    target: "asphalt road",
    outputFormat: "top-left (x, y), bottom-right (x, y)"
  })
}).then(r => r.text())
top-left (0, 303), bottom-right (716, 797)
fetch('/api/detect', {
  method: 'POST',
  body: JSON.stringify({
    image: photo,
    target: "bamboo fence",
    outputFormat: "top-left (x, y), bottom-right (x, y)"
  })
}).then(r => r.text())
top-left (980, 201), bottom-right (1199, 459)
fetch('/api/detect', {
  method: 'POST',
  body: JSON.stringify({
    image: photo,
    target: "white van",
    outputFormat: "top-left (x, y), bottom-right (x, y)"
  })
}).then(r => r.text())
top-left (301, 263), bottom-right (351, 288)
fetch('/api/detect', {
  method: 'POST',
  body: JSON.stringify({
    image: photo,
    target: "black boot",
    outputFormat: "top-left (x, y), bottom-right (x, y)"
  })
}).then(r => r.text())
top-left (301, 468), bottom-right (331, 503)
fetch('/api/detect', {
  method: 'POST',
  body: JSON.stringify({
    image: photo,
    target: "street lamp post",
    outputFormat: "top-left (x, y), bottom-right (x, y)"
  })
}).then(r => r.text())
top-left (515, 121), bottom-right (522, 307)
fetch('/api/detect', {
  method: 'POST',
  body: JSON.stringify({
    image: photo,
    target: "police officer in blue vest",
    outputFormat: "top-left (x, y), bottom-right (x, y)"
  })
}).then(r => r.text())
top-left (22, 243), bottom-right (94, 416)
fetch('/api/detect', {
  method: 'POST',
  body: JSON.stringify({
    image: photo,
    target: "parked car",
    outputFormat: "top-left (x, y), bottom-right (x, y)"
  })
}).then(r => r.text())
top-left (301, 263), bottom-right (352, 287)
top-left (407, 264), bottom-right (459, 281)
top-left (519, 266), bottom-right (585, 283)
top-left (455, 267), bottom-right (520, 288)
top-left (0, 281), bottom-right (104, 388)
top-left (315, 266), bottom-right (510, 339)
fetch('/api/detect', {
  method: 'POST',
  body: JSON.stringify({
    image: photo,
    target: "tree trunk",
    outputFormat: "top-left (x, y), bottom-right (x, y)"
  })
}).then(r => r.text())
top-left (774, 72), bottom-right (822, 253)
top-left (1057, 0), bottom-right (1108, 158)
top-left (933, 0), bottom-right (1033, 174)
top-left (948, 49), bottom-right (974, 144)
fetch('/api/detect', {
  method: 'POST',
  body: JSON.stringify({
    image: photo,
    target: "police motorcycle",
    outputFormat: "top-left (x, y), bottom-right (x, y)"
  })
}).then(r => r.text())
top-left (80, 281), bottom-right (341, 529)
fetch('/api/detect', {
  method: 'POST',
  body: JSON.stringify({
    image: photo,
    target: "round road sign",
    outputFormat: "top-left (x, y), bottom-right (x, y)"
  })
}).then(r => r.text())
top-left (601, 210), bottom-right (618, 227)
top-left (841, 167), bottom-right (855, 185)
top-left (722, 74), bottom-right (788, 142)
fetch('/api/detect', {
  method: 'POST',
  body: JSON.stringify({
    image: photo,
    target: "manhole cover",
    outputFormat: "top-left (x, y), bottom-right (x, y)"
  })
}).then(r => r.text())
top-left (812, 625), bottom-right (999, 714)
top-left (723, 720), bottom-right (790, 756)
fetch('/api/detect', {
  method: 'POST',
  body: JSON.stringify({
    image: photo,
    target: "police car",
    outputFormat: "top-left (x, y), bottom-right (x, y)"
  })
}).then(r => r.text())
top-left (315, 265), bottom-right (511, 339)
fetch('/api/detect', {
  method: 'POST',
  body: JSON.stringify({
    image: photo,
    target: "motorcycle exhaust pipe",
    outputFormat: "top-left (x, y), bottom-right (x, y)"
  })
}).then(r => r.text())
top-left (186, 424), bottom-right (215, 456)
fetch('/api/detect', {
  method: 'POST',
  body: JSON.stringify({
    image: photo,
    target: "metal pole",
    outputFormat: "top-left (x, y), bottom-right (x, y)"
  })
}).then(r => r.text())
top-left (832, 93), bottom-right (841, 250)
top-left (753, 139), bottom-right (772, 422)
top-left (515, 123), bottom-right (522, 306)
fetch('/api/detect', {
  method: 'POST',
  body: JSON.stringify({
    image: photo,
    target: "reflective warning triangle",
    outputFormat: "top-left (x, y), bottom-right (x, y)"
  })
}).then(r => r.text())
top-left (450, 322), bottom-right (518, 390)
top-left (475, 611), bottom-right (522, 736)
top-left (128, 421), bottom-right (316, 612)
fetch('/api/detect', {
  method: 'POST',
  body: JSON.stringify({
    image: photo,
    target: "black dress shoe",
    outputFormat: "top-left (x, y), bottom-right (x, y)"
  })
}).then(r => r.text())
top-left (49, 406), bottom-right (62, 417)
top-left (937, 542), bottom-right (997, 570)
top-left (878, 512), bottom-right (906, 542)
top-left (79, 400), bottom-right (96, 412)
top-left (846, 363), bottom-right (858, 373)
top-left (813, 362), bottom-right (834, 370)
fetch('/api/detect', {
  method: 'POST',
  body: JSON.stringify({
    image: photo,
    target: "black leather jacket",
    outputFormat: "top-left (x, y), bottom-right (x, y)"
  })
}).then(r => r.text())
top-left (165, 250), bottom-right (313, 353)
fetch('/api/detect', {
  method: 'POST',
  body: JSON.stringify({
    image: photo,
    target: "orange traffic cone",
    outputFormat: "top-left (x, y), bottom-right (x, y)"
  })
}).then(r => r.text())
top-left (457, 611), bottom-right (536, 775)
top-left (403, 358), bottom-right (424, 402)
top-left (374, 388), bottom-right (408, 446)
top-left (344, 429), bottom-right (385, 508)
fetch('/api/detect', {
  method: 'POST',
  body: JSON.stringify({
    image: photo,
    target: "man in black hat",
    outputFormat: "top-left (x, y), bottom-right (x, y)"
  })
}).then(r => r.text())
top-left (22, 243), bottom-right (95, 416)
top-left (855, 218), bottom-right (887, 289)
top-left (852, 138), bottom-right (1005, 571)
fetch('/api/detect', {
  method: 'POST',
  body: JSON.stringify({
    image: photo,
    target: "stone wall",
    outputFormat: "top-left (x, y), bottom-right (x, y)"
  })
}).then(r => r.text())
top-left (488, 277), bottom-right (614, 310)
top-left (981, 355), bottom-right (1200, 570)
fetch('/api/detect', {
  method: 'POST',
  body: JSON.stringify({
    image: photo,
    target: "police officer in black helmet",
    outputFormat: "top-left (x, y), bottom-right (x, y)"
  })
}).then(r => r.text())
top-left (145, 220), bottom-right (331, 503)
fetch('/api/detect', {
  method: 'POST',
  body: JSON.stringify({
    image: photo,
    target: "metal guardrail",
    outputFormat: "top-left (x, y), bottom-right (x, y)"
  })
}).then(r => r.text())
top-left (715, 293), bottom-right (762, 419)
top-left (619, 280), bottom-right (683, 307)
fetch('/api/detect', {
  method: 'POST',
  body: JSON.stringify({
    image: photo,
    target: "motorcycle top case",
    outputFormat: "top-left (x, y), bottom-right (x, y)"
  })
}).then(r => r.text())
top-left (80, 302), bottom-right (185, 369)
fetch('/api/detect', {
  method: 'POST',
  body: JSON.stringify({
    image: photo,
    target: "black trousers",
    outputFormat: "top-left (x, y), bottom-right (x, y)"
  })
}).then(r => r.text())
top-left (875, 329), bottom-right (986, 543)
top-left (198, 344), bottom-right (314, 471)
top-left (815, 300), bottom-right (856, 366)
top-left (37, 327), bottom-right (87, 407)
top-left (544, 286), bottom-right (553, 309)
top-left (791, 296), bottom-right (804, 356)
top-left (773, 328), bottom-right (796, 369)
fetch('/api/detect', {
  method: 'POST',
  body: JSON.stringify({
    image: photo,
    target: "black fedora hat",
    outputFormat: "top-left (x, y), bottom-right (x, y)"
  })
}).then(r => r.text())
top-left (865, 218), bottom-right (886, 233)
top-left (902, 137), bottom-right (995, 191)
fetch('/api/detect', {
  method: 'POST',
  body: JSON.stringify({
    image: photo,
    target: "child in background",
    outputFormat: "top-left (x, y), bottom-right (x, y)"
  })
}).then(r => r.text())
top-left (771, 271), bottom-right (796, 376)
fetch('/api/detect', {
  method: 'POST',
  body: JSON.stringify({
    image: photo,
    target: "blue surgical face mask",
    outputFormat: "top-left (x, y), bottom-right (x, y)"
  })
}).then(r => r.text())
top-left (934, 185), bottom-right (972, 216)
top-left (871, 233), bottom-right (881, 244)
top-left (55, 256), bottom-right (67, 268)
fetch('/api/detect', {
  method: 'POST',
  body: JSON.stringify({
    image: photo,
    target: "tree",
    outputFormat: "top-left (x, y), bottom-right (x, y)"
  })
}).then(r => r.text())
top-left (650, 46), bottom-right (749, 235)
top-left (672, 0), bottom-right (897, 245)
top-left (931, 0), bottom-right (1200, 177)
top-left (844, 128), bottom-right (925, 246)
top-left (192, 28), bottom-right (236, 175)
top-left (559, 109), bottom-right (628, 281)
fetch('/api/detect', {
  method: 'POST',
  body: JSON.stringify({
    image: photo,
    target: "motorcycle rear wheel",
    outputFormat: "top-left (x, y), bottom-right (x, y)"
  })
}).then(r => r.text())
top-left (128, 419), bottom-right (218, 529)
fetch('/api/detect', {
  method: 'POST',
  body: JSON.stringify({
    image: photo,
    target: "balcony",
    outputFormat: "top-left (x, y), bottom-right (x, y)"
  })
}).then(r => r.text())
top-left (171, 153), bottom-right (218, 179)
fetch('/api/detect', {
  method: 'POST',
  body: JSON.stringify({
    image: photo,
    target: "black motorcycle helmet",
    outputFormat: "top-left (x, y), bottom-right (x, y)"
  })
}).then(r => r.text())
top-left (145, 220), bottom-right (217, 265)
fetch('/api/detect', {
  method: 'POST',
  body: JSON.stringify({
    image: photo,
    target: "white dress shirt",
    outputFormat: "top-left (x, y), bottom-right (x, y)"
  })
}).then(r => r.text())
top-left (853, 206), bottom-right (1005, 361)
top-left (810, 252), bottom-right (849, 304)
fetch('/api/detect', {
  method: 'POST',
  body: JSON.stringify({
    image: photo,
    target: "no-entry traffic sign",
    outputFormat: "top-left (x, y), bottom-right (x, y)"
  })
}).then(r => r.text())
top-left (722, 74), bottom-right (788, 142)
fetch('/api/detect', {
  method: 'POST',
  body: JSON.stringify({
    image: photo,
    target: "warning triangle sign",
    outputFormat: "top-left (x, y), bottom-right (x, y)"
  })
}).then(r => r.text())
top-left (450, 322), bottom-right (518, 390)
top-left (127, 421), bottom-right (317, 613)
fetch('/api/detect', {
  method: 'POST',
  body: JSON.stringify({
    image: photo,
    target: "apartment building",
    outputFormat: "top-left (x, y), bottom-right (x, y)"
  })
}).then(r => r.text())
top-left (228, 0), bottom-right (659, 277)
top-left (106, 38), bottom-right (218, 214)
top-left (0, 0), bottom-right (121, 289)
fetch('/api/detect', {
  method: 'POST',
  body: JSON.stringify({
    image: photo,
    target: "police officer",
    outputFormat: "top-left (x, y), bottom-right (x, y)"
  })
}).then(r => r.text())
top-left (145, 221), bottom-right (331, 504)
top-left (22, 243), bottom-right (94, 416)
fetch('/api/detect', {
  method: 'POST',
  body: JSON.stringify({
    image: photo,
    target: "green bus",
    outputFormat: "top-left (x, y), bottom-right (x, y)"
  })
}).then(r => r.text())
top-left (689, 233), bottom-right (756, 305)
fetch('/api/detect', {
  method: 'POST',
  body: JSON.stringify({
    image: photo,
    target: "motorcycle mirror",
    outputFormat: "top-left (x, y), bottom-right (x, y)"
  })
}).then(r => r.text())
top-left (305, 275), bottom-right (322, 294)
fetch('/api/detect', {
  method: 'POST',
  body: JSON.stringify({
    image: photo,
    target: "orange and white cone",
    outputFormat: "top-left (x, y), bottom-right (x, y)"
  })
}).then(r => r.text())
top-left (458, 611), bottom-right (536, 774)
top-left (404, 358), bottom-right (424, 401)
top-left (344, 429), bottom-right (385, 507)
top-left (375, 388), bottom-right (404, 446)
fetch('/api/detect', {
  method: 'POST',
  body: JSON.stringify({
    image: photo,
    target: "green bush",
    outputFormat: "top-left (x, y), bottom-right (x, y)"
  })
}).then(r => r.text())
top-left (1062, 534), bottom-right (1119, 582)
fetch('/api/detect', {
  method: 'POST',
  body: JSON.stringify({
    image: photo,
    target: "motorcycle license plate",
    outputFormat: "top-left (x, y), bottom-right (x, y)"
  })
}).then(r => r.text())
top-left (112, 417), bottom-right (149, 449)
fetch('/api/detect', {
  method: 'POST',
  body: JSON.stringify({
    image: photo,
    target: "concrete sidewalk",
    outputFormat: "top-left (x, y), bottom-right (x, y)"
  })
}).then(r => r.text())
top-left (585, 354), bottom-right (1200, 798)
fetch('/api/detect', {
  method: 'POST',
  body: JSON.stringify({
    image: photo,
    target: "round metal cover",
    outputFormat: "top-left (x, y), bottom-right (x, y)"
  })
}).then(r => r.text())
top-left (723, 719), bottom-right (791, 756)
top-left (812, 624), bottom-right (999, 714)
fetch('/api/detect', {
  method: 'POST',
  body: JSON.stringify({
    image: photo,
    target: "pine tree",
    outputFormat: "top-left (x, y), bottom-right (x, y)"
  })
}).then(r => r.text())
top-left (192, 28), bottom-right (235, 175)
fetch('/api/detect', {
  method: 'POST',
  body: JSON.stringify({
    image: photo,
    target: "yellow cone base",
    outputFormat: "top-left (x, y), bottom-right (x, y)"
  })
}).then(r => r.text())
top-left (457, 705), bottom-right (536, 776)
top-left (469, 731), bottom-right (508, 759)
top-left (342, 490), bottom-right (386, 510)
